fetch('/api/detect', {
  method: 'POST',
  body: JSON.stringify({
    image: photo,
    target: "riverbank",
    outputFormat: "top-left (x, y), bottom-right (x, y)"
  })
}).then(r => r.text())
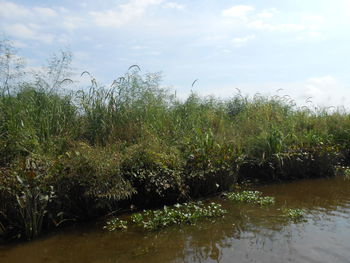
top-left (1, 66), bottom-right (350, 242)
top-left (2, 176), bottom-right (350, 263)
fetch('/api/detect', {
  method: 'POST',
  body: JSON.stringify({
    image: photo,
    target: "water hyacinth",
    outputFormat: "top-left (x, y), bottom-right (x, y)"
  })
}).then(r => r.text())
top-left (103, 218), bottom-right (128, 231)
top-left (129, 202), bottom-right (227, 231)
top-left (224, 191), bottom-right (275, 206)
top-left (283, 208), bottom-right (305, 221)
top-left (1, 39), bottom-right (348, 242)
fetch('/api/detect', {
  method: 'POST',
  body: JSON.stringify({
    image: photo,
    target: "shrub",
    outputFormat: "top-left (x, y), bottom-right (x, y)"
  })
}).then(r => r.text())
top-left (0, 157), bottom-right (54, 240)
top-left (50, 143), bottom-right (136, 219)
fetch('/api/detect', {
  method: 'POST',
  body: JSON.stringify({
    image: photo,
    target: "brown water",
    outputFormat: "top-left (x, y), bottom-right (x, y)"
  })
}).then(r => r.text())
top-left (1, 176), bottom-right (350, 263)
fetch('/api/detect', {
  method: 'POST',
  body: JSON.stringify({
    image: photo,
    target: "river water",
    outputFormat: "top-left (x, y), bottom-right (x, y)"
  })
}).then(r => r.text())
top-left (1, 176), bottom-right (350, 263)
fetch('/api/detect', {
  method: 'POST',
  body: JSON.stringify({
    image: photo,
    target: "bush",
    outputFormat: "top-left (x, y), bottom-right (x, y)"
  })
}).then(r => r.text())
top-left (1, 41), bottom-right (350, 241)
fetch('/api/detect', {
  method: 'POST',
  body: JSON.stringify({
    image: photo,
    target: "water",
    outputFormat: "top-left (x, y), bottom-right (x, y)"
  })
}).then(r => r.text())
top-left (1, 176), bottom-right (350, 263)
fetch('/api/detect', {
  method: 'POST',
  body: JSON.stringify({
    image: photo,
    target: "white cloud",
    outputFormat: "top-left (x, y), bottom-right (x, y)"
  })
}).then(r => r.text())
top-left (90, 0), bottom-right (164, 28)
top-left (257, 8), bottom-right (278, 19)
top-left (305, 75), bottom-right (337, 93)
top-left (0, 1), bottom-right (30, 18)
top-left (131, 45), bottom-right (148, 50)
top-left (232, 34), bottom-right (255, 47)
top-left (222, 5), bottom-right (255, 20)
top-left (302, 15), bottom-right (324, 26)
top-left (0, 0), bottom-right (87, 44)
top-left (248, 20), bottom-right (305, 32)
top-left (33, 7), bottom-right (57, 17)
top-left (308, 31), bottom-right (322, 38)
top-left (0, 1), bottom-right (57, 19)
top-left (257, 12), bottom-right (274, 19)
top-left (4, 23), bottom-right (36, 39)
top-left (301, 76), bottom-right (345, 107)
top-left (221, 6), bottom-right (324, 37)
top-left (4, 23), bottom-right (54, 43)
top-left (196, 76), bottom-right (349, 109)
top-left (62, 16), bottom-right (84, 31)
top-left (163, 2), bottom-right (184, 10)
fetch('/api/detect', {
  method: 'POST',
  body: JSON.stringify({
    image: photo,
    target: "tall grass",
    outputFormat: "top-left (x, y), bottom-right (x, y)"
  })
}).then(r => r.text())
top-left (1, 49), bottom-right (350, 241)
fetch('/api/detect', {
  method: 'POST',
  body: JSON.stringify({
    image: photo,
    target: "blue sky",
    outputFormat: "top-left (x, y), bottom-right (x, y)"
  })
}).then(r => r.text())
top-left (1, 0), bottom-right (350, 107)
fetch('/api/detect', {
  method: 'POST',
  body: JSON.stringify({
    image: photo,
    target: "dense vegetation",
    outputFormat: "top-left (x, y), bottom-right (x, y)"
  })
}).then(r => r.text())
top-left (104, 201), bottom-right (226, 231)
top-left (224, 191), bottom-right (275, 206)
top-left (1, 39), bottom-right (350, 242)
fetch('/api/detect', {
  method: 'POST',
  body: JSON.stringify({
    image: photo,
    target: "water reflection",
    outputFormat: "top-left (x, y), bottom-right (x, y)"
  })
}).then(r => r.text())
top-left (1, 177), bottom-right (350, 263)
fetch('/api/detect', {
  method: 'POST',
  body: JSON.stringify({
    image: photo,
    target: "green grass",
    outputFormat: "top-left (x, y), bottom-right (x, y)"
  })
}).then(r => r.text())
top-left (0, 42), bottom-right (349, 241)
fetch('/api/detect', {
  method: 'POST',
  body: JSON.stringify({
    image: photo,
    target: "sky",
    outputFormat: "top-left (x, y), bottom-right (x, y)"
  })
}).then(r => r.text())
top-left (1, 0), bottom-right (350, 108)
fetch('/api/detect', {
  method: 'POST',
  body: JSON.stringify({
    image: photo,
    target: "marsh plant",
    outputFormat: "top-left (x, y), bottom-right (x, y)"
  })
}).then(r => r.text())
top-left (342, 167), bottom-right (350, 180)
top-left (0, 158), bottom-right (55, 240)
top-left (1, 39), bottom-right (350, 241)
top-left (128, 202), bottom-right (227, 231)
top-left (282, 208), bottom-right (305, 222)
top-left (103, 218), bottom-right (128, 231)
top-left (224, 191), bottom-right (275, 206)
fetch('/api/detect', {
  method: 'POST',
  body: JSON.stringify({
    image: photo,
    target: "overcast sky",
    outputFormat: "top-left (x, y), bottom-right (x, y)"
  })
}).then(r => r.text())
top-left (1, 0), bottom-right (350, 107)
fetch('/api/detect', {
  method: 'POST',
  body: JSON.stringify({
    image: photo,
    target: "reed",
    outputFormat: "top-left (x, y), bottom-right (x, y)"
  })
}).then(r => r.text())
top-left (1, 41), bottom-right (350, 241)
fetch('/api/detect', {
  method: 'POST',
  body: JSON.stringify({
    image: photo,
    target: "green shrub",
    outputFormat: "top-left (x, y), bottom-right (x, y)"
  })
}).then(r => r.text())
top-left (50, 143), bottom-right (136, 219)
top-left (1, 41), bottom-right (350, 241)
top-left (0, 157), bottom-right (54, 240)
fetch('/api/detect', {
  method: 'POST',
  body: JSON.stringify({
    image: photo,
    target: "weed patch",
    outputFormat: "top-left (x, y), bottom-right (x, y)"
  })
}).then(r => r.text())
top-left (0, 40), bottom-right (348, 241)
top-left (130, 202), bottom-right (226, 230)
top-left (224, 191), bottom-right (275, 206)
top-left (103, 218), bottom-right (128, 231)
top-left (282, 208), bottom-right (305, 222)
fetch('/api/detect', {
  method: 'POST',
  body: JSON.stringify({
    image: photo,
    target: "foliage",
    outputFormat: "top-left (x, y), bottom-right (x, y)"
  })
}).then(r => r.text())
top-left (50, 143), bottom-right (136, 219)
top-left (130, 202), bottom-right (226, 230)
top-left (0, 157), bottom-right (54, 240)
top-left (335, 166), bottom-right (350, 180)
top-left (103, 217), bottom-right (128, 231)
top-left (282, 208), bottom-right (305, 221)
top-left (1, 40), bottom-right (350, 241)
top-left (224, 191), bottom-right (275, 206)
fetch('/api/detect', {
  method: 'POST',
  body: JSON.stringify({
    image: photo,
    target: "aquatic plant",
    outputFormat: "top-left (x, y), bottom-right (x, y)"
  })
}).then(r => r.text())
top-left (224, 191), bottom-right (275, 206)
top-left (103, 217), bottom-right (128, 231)
top-left (1, 39), bottom-right (350, 241)
top-left (343, 168), bottom-right (350, 180)
top-left (0, 157), bottom-right (55, 240)
top-left (283, 208), bottom-right (305, 221)
top-left (130, 202), bottom-right (227, 230)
